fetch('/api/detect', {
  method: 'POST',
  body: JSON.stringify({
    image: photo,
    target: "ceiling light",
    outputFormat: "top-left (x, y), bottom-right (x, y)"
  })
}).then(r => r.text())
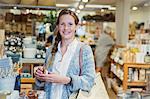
top-left (109, 7), bottom-right (116, 10)
top-left (56, 4), bottom-right (69, 7)
top-left (82, 20), bottom-right (86, 24)
top-left (101, 9), bottom-right (105, 12)
top-left (79, 5), bottom-right (84, 9)
top-left (70, 8), bottom-right (76, 12)
top-left (26, 9), bottom-right (30, 14)
top-left (76, 10), bottom-right (80, 13)
top-left (144, 3), bottom-right (148, 7)
top-left (132, 6), bottom-right (138, 10)
top-left (86, 4), bottom-right (111, 8)
top-left (82, 0), bottom-right (89, 3)
top-left (13, 7), bottom-right (17, 9)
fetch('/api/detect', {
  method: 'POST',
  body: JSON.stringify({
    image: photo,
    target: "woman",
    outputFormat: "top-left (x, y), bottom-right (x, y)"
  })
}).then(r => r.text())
top-left (35, 9), bottom-right (95, 99)
top-left (95, 26), bottom-right (114, 72)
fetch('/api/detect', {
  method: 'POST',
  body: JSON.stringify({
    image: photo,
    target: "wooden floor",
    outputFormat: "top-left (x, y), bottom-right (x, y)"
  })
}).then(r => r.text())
top-left (102, 77), bottom-right (117, 99)
top-left (100, 65), bottom-right (117, 99)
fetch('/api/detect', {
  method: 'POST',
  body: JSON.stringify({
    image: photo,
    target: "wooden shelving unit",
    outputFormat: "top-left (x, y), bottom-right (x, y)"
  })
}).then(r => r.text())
top-left (21, 78), bottom-right (35, 83)
top-left (111, 59), bottom-right (150, 91)
top-left (20, 58), bottom-right (44, 91)
top-left (20, 58), bottom-right (44, 84)
top-left (123, 63), bottom-right (150, 91)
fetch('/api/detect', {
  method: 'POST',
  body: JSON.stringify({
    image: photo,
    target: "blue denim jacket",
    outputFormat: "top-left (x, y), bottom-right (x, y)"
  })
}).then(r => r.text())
top-left (36, 42), bottom-right (96, 99)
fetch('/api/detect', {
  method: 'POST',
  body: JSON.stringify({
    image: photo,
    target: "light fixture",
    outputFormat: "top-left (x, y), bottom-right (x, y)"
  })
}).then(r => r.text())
top-left (101, 9), bottom-right (105, 12)
top-left (26, 9), bottom-right (30, 14)
top-left (70, 8), bottom-right (76, 12)
top-left (82, 0), bottom-right (89, 3)
top-left (76, 10), bottom-right (80, 13)
top-left (132, 6), bottom-right (138, 10)
top-left (86, 4), bottom-right (111, 8)
top-left (13, 6), bottom-right (17, 9)
top-left (109, 7), bottom-right (116, 10)
top-left (144, 3), bottom-right (148, 7)
top-left (56, 4), bottom-right (69, 7)
top-left (79, 5), bottom-right (84, 9)
top-left (82, 20), bottom-right (86, 24)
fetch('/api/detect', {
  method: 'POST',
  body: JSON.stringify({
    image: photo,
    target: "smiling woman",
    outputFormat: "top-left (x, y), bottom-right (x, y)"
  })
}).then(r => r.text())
top-left (58, 14), bottom-right (77, 41)
top-left (35, 9), bottom-right (96, 99)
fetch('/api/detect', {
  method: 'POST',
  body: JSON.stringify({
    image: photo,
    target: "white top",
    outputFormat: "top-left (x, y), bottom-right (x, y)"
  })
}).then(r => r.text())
top-left (50, 39), bottom-right (79, 99)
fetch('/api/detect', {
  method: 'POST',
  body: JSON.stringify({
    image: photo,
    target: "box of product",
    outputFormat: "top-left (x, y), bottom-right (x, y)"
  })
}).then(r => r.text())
top-left (0, 29), bottom-right (5, 44)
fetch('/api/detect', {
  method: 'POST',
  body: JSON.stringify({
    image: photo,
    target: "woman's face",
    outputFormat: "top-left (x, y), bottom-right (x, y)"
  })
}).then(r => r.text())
top-left (58, 14), bottom-right (77, 40)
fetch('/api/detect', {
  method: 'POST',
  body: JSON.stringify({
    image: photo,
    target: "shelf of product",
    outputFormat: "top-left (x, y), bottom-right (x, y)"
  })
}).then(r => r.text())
top-left (110, 45), bottom-right (150, 91)
top-left (111, 59), bottom-right (150, 91)
top-left (21, 78), bottom-right (35, 83)
top-left (21, 58), bottom-right (44, 84)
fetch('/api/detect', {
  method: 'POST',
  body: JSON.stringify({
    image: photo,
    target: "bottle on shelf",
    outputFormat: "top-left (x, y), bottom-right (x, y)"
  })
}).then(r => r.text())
top-left (144, 52), bottom-right (150, 63)
top-left (133, 69), bottom-right (139, 81)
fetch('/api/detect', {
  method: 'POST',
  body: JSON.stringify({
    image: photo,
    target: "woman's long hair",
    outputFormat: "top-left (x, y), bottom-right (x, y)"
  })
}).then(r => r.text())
top-left (47, 9), bottom-right (79, 67)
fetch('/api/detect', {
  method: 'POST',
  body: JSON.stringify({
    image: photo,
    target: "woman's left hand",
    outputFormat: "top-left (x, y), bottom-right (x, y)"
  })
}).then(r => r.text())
top-left (41, 73), bottom-right (71, 84)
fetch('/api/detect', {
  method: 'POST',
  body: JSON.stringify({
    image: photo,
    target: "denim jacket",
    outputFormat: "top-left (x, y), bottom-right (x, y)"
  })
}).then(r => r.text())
top-left (36, 42), bottom-right (96, 99)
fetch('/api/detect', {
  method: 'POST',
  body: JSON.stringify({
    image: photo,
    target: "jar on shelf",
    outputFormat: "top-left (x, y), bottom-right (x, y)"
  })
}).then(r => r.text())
top-left (144, 52), bottom-right (150, 63)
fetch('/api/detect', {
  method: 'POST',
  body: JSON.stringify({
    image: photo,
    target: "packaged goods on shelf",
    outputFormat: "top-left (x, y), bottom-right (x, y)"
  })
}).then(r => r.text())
top-left (0, 29), bottom-right (5, 44)
top-left (110, 45), bottom-right (150, 91)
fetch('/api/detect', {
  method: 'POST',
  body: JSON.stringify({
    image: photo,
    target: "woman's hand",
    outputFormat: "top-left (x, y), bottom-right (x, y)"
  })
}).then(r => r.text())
top-left (43, 73), bottom-right (71, 84)
top-left (34, 66), bottom-right (45, 81)
top-left (35, 66), bottom-right (71, 84)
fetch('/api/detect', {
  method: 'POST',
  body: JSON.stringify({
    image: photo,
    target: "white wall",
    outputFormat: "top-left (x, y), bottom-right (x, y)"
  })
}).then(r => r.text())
top-left (130, 6), bottom-right (150, 29)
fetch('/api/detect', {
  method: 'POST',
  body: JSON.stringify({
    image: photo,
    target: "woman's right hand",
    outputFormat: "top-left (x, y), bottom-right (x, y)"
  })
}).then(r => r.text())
top-left (34, 66), bottom-right (45, 81)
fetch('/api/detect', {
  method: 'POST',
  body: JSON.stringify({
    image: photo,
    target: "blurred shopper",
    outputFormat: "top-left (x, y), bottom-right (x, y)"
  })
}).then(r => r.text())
top-left (95, 26), bottom-right (115, 72)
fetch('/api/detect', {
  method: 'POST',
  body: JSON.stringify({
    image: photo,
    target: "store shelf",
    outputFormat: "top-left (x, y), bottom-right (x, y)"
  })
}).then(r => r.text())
top-left (21, 58), bottom-right (45, 64)
top-left (124, 63), bottom-right (150, 68)
top-left (127, 82), bottom-right (146, 86)
top-left (21, 58), bottom-right (44, 85)
top-left (111, 59), bottom-right (150, 91)
top-left (21, 78), bottom-right (35, 83)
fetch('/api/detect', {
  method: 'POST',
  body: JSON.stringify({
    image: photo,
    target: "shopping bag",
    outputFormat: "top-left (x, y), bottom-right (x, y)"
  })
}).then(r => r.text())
top-left (69, 73), bottom-right (109, 99)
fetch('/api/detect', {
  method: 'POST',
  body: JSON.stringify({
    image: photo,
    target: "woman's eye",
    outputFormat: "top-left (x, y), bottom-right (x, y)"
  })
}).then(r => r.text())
top-left (60, 23), bottom-right (64, 25)
top-left (69, 23), bottom-right (73, 25)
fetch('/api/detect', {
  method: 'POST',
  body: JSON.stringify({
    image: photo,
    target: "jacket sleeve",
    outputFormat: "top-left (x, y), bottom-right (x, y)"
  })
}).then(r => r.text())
top-left (69, 44), bottom-right (96, 92)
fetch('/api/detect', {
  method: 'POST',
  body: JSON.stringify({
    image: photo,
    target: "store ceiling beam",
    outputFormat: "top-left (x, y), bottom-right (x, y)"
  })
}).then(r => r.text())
top-left (0, 3), bottom-right (57, 10)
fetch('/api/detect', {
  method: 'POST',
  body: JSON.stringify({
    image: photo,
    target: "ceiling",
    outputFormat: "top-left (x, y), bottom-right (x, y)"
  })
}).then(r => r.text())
top-left (0, 0), bottom-right (56, 9)
top-left (56, 0), bottom-right (150, 10)
top-left (0, 0), bottom-right (149, 10)
top-left (0, 0), bottom-right (55, 6)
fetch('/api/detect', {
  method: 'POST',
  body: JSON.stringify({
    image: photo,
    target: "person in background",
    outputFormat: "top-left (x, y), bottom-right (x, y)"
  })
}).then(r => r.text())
top-left (139, 23), bottom-right (145, 34)
top-left (95, 26), bottom-right (115, 72)
top-left (35, 9), bottom-right (95, 99)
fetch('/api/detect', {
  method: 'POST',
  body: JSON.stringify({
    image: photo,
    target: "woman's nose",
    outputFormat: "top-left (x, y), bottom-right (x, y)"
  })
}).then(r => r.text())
top-left (64, 25), bottom-right (69, 30)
